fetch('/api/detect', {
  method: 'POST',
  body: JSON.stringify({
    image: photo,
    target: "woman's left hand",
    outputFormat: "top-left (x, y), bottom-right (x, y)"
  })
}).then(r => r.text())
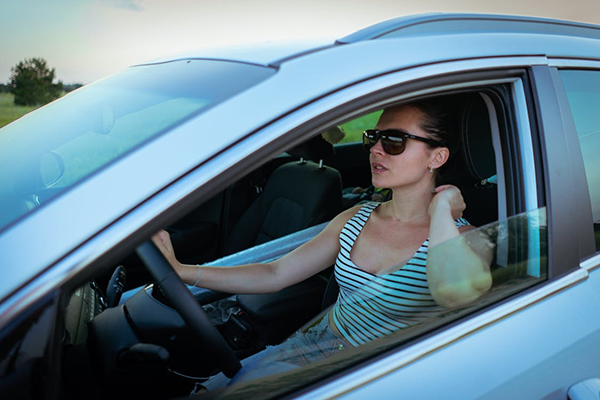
top-left (151, 230), bottom-right (184, 274)
top-left (429, 184), bottom-right (466, 220)
top-left (427, 184), bottom-right (492, 308)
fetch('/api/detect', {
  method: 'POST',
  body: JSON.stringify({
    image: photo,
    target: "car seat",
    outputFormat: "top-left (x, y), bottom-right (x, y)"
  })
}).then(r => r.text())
top-left (456, 92), bottom-right (499, 227)
top-left (223, 134), bottom-right (343, 255)
top-left (226, 135), bottom-right (342, 349)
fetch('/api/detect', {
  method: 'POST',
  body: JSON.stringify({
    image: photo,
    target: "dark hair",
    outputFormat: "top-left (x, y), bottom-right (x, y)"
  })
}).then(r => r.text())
top-left (409, 99), bottom-right (456, 146)
top-left (409, 98), bottom-right (460, 185)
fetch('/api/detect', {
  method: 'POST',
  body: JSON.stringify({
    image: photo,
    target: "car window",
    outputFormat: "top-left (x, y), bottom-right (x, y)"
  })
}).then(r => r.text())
top-left (337, 110), bottom-right (382, 144)
top-left (222, 208), bottom-right (548, 398)
top-left (0, 59), bottom-right (275, 233)
top-left (559, 69), bottom-right (600, 250)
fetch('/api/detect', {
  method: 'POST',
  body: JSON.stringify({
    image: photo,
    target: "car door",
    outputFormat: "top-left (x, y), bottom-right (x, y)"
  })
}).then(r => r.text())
top-left (194, 57), bottom-right (599, 398)
top-left (273, 65), bottom-right (598, 400)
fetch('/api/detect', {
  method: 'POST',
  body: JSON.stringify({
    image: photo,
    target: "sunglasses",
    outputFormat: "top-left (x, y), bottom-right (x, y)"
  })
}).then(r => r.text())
top-left (363, 129), bottom-right (444, 155)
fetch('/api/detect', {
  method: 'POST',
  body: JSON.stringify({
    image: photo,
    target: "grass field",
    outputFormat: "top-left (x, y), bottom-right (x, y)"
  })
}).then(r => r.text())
top-left (0, 93), bottom-right (38, 128)
top-left (339, 110), bottom-right (382, 143)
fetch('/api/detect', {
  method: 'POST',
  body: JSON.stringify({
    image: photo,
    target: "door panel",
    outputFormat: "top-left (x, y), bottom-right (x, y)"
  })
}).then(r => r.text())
top-left (337, 267), bottom-right (599, 399)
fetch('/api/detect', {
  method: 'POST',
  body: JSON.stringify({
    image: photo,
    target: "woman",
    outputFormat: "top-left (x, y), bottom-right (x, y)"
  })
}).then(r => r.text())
top-left (152, 99), bottom-right (493, 388)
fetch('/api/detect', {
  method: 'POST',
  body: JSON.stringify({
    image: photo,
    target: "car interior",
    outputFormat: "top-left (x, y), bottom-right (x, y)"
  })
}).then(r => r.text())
top-left (58, 89), bottom-right (549, 399)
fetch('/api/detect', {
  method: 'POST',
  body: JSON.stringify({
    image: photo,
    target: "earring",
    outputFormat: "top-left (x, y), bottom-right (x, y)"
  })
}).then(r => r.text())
top-left (429, 166), bottom-right (434, 173)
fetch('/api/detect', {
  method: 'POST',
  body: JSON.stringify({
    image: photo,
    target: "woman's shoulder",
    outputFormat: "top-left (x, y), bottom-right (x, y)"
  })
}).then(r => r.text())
top-left (341, 201), bottom-right (381, 218)
top-left (334, 204), bottom-right (363, 224)
top-left (328, 202), bottom-right (381, 231)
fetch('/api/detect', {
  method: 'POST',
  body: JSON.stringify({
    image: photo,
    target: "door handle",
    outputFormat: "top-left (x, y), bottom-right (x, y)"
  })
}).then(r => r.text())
top-left (569, 378), bottom-right (600, 400)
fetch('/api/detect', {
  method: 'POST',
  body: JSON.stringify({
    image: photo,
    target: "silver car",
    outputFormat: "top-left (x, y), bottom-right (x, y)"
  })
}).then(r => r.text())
top-left (1, 13), bottom-right (600, 400)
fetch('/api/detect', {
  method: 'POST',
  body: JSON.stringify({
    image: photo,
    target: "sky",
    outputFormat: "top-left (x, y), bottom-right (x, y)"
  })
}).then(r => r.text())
top-left (2, 0), bottom-right (600, 85)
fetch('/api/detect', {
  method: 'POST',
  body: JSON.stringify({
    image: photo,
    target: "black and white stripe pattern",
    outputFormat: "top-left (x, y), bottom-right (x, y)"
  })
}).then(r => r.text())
top-left (331, 202), bottom-right (469, 346)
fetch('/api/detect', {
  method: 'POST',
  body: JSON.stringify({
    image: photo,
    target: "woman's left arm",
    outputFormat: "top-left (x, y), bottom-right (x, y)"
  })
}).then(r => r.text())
top-left (427, 185), bottom-right (494, 308)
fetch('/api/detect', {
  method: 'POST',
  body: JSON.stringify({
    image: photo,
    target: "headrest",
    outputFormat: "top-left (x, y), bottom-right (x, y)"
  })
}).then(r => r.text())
top-left (460, 94), bottom-right (497, 186)
top-left (287, 133), bottom-right (335, 161)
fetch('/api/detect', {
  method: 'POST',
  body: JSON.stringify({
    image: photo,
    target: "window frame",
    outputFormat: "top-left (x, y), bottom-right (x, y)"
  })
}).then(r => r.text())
top-left (556, 68), bottom-right (600, 255)
top-left (532, 62), bottom-right (597, 265)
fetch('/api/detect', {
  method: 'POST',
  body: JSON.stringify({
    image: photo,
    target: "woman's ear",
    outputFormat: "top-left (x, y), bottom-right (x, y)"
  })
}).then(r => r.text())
top-left (431, 147), bottom-right (450, 169)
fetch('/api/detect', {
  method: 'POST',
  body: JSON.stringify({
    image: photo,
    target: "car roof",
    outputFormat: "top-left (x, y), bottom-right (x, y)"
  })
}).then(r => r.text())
top-left (144, 38), bottom-right (336, 68)
top-left (142, 13), bottom-right (600, 68)
top-left (335, 12), bottom-right (600, 43)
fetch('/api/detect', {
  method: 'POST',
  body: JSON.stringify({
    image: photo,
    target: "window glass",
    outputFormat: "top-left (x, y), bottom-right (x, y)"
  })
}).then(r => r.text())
top-left (559, 69), bottom-right (600, 250)
top-left (0, 59), bottom-right (275, 233)
top-left (222, 208), bottom-right (548, 398)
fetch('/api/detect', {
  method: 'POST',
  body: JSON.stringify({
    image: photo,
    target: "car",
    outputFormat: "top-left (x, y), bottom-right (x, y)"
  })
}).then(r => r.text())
top-left (1, 12), bottom-right (600, 400)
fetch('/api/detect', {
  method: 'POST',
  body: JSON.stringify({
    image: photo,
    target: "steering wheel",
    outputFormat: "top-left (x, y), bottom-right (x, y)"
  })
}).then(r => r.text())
top-left (136, 240), bottom-right (241, 378)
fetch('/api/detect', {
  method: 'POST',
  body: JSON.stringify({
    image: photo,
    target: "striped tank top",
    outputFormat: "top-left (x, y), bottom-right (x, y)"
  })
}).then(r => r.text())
top-left (331, 202), bottom-right (469, 347)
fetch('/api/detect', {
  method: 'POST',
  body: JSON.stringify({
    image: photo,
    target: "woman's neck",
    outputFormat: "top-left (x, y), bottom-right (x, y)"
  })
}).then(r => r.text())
top-left (387, 183), bottom-right (434, 223)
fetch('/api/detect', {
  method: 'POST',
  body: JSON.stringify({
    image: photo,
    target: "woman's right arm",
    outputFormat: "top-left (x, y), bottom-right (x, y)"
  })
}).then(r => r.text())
top-left (152, 206), bottom-right (359, 295)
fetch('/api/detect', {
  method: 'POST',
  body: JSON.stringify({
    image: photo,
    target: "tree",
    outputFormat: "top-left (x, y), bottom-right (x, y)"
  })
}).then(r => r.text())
top-left (9, 58), bottom-right (63, 106)
top-left (64, 83), bottom-right (83, 93)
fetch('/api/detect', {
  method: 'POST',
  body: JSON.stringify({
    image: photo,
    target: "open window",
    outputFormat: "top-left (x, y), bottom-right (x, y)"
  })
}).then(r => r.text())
top-left (189, 87), bottom-right (546, 395)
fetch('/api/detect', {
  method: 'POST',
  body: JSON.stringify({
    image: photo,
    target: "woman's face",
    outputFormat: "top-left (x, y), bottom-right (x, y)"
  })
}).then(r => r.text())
top-left (370, 105), bottom-right (444, 192)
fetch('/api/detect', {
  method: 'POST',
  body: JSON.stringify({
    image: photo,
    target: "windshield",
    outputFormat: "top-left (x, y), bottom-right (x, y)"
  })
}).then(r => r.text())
top-left (0, 59), bottom-right (275, 233)
top-left (220, 208), bottom-right (548, 398)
